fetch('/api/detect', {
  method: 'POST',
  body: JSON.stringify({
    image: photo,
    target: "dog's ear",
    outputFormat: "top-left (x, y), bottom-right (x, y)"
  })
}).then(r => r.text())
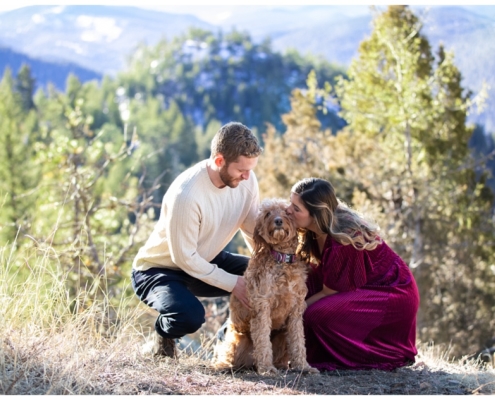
top-left (253, 221), bottom-right (268, 256)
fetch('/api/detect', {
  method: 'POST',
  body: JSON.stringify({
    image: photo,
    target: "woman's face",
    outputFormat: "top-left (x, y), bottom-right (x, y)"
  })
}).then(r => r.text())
top-left (287, 193), bottom-right (315, 230)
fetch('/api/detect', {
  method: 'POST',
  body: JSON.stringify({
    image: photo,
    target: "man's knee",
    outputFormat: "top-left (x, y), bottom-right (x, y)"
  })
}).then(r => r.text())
top-left (157, 301), bottom-right (206, 338)
top-left (175, 305), bottom-right (206, 333)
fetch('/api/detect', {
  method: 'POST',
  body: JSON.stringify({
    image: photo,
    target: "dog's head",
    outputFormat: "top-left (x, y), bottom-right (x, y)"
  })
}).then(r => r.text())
top-left (253, 198), bottom-right (298, 254)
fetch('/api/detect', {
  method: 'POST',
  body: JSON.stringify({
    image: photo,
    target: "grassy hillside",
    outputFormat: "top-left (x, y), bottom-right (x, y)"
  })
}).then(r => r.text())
top-left (1, 241), bottom-right (495, 395)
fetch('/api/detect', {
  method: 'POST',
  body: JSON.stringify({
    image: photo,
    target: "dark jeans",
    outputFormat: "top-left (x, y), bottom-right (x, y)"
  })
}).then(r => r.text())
top-left (131, 251), bottom-right (249, 339)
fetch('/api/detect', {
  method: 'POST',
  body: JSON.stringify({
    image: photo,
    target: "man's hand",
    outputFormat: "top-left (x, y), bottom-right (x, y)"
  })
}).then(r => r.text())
top-left (232, 276), bottom-right (251, 309)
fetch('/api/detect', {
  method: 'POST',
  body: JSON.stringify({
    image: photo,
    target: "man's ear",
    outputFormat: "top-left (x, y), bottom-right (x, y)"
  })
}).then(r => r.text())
top-left (214, 153), bottom-right (225, 168)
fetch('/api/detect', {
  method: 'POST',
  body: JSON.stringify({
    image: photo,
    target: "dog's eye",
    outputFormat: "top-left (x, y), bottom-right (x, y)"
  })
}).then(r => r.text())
top-left (264, 212), bottom-right (271, 219)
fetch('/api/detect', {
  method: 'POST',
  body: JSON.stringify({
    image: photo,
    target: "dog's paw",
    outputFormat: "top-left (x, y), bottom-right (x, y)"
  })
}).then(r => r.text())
top-left (211, 361), bottom-right (233, 372)
top-left (257, 365), bottom-right (278, 376)
top-left (305, 366), bottom-right (320, 374)
top-left (289, 364), bottom-right (320, 374)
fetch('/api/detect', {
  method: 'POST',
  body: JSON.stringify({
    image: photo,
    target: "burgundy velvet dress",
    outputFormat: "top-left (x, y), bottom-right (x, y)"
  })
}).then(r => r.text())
top-left (304, 236), bottom-right (419, 371)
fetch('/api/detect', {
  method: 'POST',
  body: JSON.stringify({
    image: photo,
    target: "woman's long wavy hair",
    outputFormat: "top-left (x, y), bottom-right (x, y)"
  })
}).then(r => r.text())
top-left (292, 178), bottom-right (382, 265)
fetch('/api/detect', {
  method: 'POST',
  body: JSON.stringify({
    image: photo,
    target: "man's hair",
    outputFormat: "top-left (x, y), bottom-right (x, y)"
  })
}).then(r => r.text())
top-left (210, 122), bottom-right (263, 164)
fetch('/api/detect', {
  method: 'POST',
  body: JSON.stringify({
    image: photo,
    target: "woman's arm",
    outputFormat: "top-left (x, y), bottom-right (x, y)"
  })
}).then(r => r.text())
top-left (306, 284), bottom-right (338, 307)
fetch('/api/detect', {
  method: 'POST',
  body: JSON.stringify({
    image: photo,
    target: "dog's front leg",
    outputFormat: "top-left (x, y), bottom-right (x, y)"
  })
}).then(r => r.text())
top-left (250, 301), bottom-right (277, 375)
top-left (286, 304), bottom-right (319, 374)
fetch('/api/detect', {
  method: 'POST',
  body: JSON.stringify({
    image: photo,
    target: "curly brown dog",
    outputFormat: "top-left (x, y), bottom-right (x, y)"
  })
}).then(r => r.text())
top-left (213, 198), bottom-right (319, 375)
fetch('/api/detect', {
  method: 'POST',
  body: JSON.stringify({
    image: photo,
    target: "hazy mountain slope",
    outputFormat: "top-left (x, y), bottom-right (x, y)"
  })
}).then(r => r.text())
top-left (0, 46), bottom-right (101, 91)
top-left (212, 5), bottom-right (368, 44)
top-left (0, 5), bottom-right (214, 75)
top-left (223, 5), bottom-right (495, 132)
top-left (420, 6), bottom-right (495, 132)
top-left (1, 5), bottom-right (493, 131)
top-left (270, 14), bottom-right (373, 68)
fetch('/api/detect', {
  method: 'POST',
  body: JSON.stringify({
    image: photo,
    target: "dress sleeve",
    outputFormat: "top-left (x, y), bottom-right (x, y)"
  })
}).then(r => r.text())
top-left (320, 240), bottom-right (372, 292)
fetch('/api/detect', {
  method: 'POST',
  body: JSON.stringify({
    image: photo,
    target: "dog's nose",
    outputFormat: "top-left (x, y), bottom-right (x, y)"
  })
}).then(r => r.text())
top-left (274, 217), bottom-right (283, 227)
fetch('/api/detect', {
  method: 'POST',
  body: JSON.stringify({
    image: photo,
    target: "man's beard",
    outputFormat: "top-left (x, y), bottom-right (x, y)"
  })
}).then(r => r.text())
top-left (219, 164), bottom-right (241, 188)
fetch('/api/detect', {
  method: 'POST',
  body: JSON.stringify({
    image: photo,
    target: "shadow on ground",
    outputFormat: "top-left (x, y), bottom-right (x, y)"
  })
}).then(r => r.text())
top-left (209, 362), bottom-right (495, 395)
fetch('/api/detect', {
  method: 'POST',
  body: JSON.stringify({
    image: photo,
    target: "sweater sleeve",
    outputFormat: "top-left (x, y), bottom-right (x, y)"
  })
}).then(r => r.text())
top-left (164, 191), bottom-right (238, 292)
top-left (239, 172), bottom-right (260, 253)
top-left (321, 240), bottom-right (373, 292)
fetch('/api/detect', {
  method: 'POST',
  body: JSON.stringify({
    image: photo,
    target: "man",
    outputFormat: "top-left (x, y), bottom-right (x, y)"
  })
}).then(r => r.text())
top-left (131, 122), bottom-right (262, 357)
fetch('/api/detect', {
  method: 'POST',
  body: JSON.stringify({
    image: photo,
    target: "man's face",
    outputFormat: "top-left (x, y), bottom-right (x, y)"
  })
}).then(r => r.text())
top-left (219, 155), bottom-right (258, 188)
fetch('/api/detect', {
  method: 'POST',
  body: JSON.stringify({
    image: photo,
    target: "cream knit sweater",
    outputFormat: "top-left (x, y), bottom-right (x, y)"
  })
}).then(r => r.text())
top-left (132, 159), bottom-right (259, 292)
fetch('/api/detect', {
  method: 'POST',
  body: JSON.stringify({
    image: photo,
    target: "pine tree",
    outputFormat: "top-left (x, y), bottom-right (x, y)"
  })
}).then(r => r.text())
top-left (0, 68), bottom-right (39, 243)
top-left (259, 5), bottom-right (495, 356)
top-left (126, 96), bottom-right (197, 208)
top-left (335, 5), bottom-right (495, 355)
top-left (15, 64), bottom-right (36, 111)
top-left (30, 77), bottom-right (155, 298)
top-left (119, 27), bottom-right (345, 135)
top-left (257, 71), bottom-right (339, 199)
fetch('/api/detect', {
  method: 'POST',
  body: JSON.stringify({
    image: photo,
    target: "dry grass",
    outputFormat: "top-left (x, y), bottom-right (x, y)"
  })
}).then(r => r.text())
top-left (2, 322), bottom-right (495, 395)
top-left (1, 241), bottom-right (495, 395)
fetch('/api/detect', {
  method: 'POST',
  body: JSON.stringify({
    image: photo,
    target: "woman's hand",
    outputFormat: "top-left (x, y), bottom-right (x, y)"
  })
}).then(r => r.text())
top-left (306, 284), bottom-right (338, 307)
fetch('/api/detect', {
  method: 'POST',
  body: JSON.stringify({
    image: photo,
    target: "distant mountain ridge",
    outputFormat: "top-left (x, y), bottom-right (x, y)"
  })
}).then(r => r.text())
top-left (420, 6), bottom-right (495, 134)
top-left (0, 5), bottom-right (214, 75)
top-left (219, 5), bottom-right (495, 132)
top-left (0, 5), bottom-right (494, 132)
top-left (0, 46), bottom-right (101, 91)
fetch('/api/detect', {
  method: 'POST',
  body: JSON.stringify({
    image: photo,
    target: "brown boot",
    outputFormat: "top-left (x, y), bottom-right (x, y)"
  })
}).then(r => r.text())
top-left (153, 332), bottom-right (177, 358)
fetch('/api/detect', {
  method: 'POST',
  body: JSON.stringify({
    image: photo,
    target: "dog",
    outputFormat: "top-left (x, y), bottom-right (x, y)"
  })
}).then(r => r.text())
top-left (213, 198), bottom-right (319, 375)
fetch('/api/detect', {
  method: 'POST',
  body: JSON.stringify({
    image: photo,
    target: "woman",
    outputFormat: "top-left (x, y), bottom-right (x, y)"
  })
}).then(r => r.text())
top-left (286, 177), bottom-right (419, 371)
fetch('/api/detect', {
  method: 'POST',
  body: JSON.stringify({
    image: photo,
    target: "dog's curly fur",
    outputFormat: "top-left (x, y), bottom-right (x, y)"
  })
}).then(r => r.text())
top-left (213, 198), bottom-right (319, 375)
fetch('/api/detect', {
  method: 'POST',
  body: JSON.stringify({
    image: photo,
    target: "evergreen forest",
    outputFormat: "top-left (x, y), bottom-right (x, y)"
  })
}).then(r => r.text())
top-left (1, 5), bottom-right (494, 359)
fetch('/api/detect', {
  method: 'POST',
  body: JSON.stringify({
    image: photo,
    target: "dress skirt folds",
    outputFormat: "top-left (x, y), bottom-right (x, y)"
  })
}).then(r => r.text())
top-left (303, 237), bottom-right (420, 371)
